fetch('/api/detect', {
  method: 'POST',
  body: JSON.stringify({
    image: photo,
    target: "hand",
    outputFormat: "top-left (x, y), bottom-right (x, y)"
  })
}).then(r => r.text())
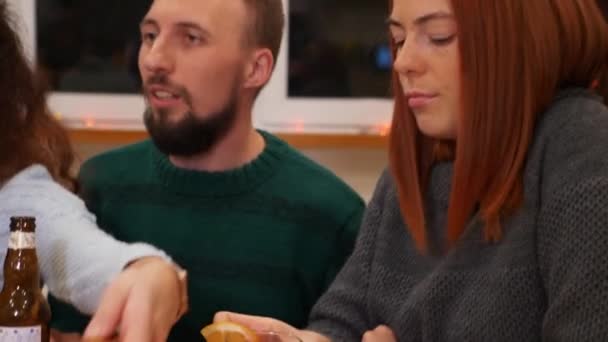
top-left (214, 311), bottom-right (330, 342)
top-left (82, 257), bottom-right (185, 342)
top-left (361, 326), bottom-right (396, 342)
top-left (50, 331), bottom-right (84, 342)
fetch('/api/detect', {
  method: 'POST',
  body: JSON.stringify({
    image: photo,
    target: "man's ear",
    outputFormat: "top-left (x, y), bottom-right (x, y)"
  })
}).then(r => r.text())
top-left (242, 48), bottom-right (274, 91)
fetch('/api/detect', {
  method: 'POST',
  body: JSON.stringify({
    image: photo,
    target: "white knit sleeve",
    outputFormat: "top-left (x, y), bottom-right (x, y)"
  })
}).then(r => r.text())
top-left (0, 165), bottom-right (169, 315)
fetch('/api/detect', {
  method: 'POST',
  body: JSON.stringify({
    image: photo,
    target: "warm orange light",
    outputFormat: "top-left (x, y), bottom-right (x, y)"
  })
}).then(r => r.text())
top-left (84, 118), bottom-right (95, 128)
top-left (294, 120), bottom-right (304, 133)
top-left (378, 123), bottom-right (390, 136)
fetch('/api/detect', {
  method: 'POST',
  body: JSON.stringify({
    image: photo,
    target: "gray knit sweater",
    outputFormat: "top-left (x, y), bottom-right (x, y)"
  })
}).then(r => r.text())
top-left (308, 89), bottom-right (608, 341)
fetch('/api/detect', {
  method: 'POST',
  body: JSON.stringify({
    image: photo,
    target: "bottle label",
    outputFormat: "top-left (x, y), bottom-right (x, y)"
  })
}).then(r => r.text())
top-left (0, 326), bottom-right (41, 341)
top-left (8, 232), bottom-right (36, 250)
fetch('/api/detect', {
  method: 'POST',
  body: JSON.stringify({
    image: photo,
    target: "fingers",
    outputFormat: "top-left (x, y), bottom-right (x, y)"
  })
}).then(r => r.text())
top-left (83, 276), bottom-right (132, 339)
top-left (81, 337), bottom-right (118, 342)
top-left (213, 312), bottom-right (329, 342)
top-left (85, 258), bottom-right (180, 342)
top-left (213, 311), bottom-right (232, 322)
top-left (298, 330), bottom-right (333, 342)
top-left (118, 289), bottom-right (155, 342)
top-left (51, 331), bottom-right (84, 342)
top-left (214, 311), bottom-right (297, 335)
top-left (362, 325), bottom-right (396, 342)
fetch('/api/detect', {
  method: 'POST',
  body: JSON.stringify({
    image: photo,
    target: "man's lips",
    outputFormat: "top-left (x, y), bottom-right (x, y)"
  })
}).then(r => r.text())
top-left (145, 86), bottom-right (183, 108)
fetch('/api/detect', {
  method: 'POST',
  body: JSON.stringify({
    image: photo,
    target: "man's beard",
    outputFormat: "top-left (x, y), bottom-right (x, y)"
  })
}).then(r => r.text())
top-left (143, 76), bottom-right (239, 157)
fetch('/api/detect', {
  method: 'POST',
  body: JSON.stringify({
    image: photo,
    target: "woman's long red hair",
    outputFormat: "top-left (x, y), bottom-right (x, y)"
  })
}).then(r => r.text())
top-left (388, 0), bottom-right (608, 252)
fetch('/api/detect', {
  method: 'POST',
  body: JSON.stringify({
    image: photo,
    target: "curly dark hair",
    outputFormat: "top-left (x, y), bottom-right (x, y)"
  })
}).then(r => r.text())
top-left (0, 1), bottom-right (75, 189)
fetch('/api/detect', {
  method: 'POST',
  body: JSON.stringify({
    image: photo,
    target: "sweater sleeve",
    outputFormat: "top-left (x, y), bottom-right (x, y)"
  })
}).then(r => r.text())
top-left (306, 171), bottom-right (390, 341)
top-left (535, 93), bottom-right (608, 340)
top-left (0, 165), bottom-right (169, 315)
top-left (537, 177), bottom-right (608, 341)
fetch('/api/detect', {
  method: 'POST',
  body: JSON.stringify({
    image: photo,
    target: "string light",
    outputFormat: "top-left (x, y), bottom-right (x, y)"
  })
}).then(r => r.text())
top-left (378, 123), bottom-right (390, 136)
top-left (84, 117), bottom-right (96, 128)
top-left (294, 120), bottom-right (305, 133)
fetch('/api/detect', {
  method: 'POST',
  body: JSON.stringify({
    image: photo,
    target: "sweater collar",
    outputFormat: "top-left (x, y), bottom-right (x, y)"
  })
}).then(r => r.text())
top-left (151, 130), bottom-right (286, 197)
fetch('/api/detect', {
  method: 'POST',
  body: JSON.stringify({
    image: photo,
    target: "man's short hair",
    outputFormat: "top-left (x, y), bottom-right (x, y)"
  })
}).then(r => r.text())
top-left (242, 0), bottom-right (285, 68)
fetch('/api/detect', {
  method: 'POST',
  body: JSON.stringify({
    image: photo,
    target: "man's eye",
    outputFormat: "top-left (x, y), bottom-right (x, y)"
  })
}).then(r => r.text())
top-left (185, 34), bottom-right (202, 45)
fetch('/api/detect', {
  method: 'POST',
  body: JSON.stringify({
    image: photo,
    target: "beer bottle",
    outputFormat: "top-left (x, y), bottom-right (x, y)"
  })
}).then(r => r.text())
top-left (0, 217), bottom-right (50, 342)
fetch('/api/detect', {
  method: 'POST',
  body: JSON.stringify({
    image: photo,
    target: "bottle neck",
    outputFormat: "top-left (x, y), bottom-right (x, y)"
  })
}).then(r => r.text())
top-left (2, 232), bottom-right (40, 291)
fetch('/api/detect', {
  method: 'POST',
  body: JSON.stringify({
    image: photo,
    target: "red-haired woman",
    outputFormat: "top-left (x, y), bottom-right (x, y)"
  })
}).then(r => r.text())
top-left (0, 3), bottom-right (184, 341)
top-left (214, 0), bottom-right (608, 341)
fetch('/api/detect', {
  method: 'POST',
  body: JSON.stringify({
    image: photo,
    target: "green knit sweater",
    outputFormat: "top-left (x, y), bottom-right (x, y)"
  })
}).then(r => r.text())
top-left (49, 131), bottom-right (364, 341)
